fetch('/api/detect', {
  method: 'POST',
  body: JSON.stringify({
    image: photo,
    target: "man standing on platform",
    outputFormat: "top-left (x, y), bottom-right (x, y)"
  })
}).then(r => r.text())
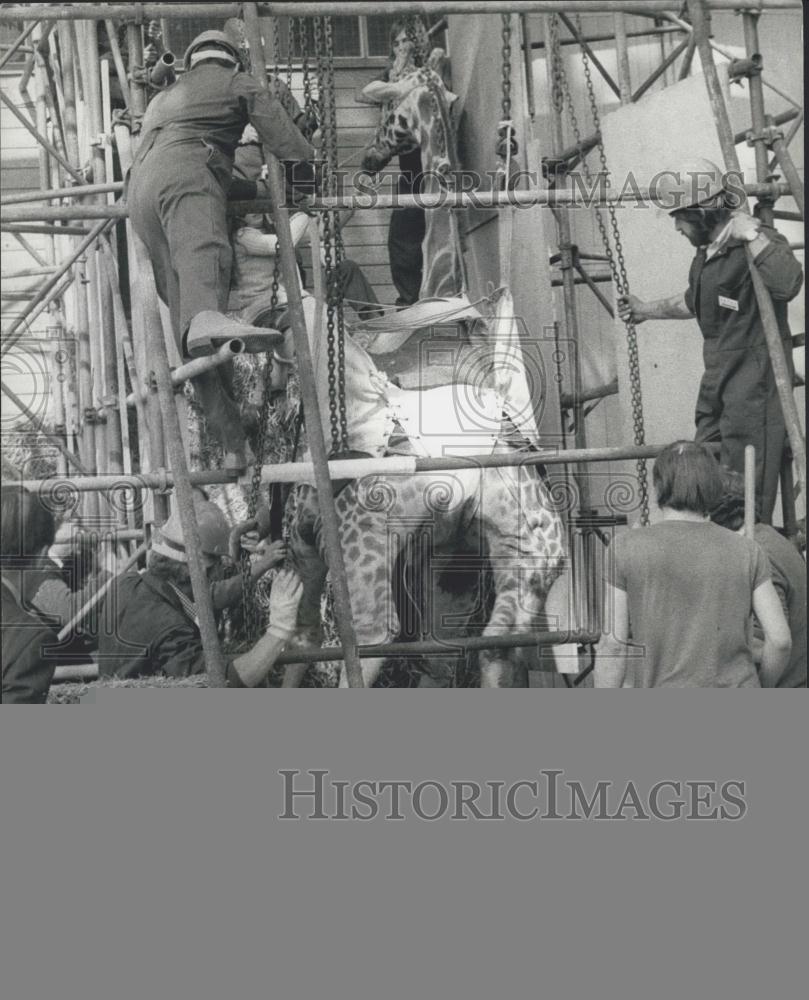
top-left (618, 158), bottom-right (803, 522)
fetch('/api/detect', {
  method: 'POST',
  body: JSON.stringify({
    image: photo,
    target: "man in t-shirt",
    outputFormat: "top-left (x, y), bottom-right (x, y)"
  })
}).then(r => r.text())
top-left (710, 470), bottom-right (806, 688)
top-left (596, 441), bottom-right (791, 687)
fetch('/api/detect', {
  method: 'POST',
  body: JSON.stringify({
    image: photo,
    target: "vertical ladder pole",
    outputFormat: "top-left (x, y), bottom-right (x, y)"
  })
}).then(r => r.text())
top-left (241, 5), bottom-right (364, 687)
top-left (136, 227), bottom-right (230, 688)
top-left (57, 18), bottom-right (98, 524)
top-left (126, 19), bottom-right (170, 527)
top-left (742, 10), bottom-right (797, 537)
top-left (543, 14), bottom-right (593, 636)
top-left (687, 0), bottom-right (805, 509)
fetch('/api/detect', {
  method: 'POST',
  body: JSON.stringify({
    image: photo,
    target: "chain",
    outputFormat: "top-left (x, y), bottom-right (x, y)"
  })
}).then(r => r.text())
top-left (313, 16), bottom-right (348, 455)
top-left (270, 15), bottom-right (281, 98)
top-left (325, 17), bottom-right (348, 452)
top-left (500, 14), bottom-right (512, 122)
top-left (552, 15), bottom-right (650, 525)
top-left (497, 13), bottom-right (516, 188)
top-left (241, 15), bottom-right (292, 639)
top-left (298, 16), bottom-right (314, 120)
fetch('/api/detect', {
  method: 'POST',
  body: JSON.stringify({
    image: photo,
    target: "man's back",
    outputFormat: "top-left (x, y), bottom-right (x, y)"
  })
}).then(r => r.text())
top-left (612, 521), bottom-right (767, 687)
top-left (98, 571), bottom-right (202, 679)
top-left (754, 524), bottom-right (806, 687)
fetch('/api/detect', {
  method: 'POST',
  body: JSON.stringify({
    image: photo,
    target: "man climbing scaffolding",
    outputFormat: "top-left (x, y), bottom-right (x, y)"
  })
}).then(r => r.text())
top-left (126, 29), bottom-right (315, 469)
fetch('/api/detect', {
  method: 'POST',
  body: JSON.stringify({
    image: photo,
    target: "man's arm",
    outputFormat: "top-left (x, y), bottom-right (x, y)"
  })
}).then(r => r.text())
top-left (752, 579), bottom-right (792, 687)
top-left (360, 74), bottom-right (421, 107)
top-left (594, 584), bottom-right (630, 688)
top-left (234, 213), bottom-right (311, 257)
top-left (617, 292), bottom-right (695, 324)
top-left (238, 75), bottom-right (314, 163)
top-left (229, 569), bottom-right (303, 688)
top-left (748, 228), bottom-right (804, 302)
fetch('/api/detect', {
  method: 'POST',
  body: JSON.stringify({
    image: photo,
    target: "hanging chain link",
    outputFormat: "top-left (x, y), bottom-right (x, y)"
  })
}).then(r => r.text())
top-left (298, 16), bottom-right (314, 121)
top-left (240, 15), bottom-right (293, 640)
top-left (550, 15), bottom-right (650, 525)
top-left (325, 17), bottom-right (349, 454)
top-left (497, 13), bottom-right (515, 188)
top-left (314, 16), bottom-right (348, 455)
top-left (500, 14), bottom-right (512, 122)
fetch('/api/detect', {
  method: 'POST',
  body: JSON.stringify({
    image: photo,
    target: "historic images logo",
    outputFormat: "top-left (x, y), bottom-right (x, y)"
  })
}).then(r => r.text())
top-left (279, 770), bottom-right (748, 822)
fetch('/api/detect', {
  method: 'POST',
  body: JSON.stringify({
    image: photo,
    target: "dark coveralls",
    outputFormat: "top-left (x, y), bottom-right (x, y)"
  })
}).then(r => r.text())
top-left (685, 226), bottom-right (803, 523)
top-left (388, 145), bottom-right (426, 306)
top-left (127, 63), bottom-right (313, 449)
top-left (97, 569), bottom-right (247, 686)
top-left (1, 576), bottom-right (58, 703)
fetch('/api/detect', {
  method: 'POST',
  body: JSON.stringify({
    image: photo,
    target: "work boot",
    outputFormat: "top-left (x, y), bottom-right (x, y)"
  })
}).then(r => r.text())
top-left (185, 310), bottom-right (284, 358)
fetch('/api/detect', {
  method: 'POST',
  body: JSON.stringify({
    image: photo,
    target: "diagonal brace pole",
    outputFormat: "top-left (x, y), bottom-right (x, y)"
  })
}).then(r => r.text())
top-left (0, 88), bottom-right (85, 185)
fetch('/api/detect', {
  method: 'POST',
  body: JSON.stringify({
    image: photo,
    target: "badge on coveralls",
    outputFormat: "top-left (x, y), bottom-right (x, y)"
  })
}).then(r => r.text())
top-left (718, 295), bottom-right (739, 311)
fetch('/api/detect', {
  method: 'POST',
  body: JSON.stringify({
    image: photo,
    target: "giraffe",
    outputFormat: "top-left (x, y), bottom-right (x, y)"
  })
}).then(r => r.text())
top-left (282, 331), bottom-right (567, 688)
top-left (361, 65), bottom-right (463, 301)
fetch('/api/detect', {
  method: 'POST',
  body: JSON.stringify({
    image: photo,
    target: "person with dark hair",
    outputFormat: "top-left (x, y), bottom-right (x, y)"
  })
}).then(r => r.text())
top-left (710, 470), bottom-right (806, 688)
top-left (98, 498), bottom-right (302, 686)
top-left (228, 132), bottom-right (383, 328)
top-left (1, 486), bottom-right (59, 703)
top-left (359, 21), bottom-right (427, 306)
top-left (596, 441), bottom-right (791, 688)
top-left (126, 29), bottom-right (315, 470)
top-left (618, 158), bottom-right (803, 523)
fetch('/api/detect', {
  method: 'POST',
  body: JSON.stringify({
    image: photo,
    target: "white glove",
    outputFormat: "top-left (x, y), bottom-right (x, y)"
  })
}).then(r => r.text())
top-left (267, 568), bottom-right (303, 641)
top-left (714, 211), bottom-right (761, 251)
top-left (728, 211), bottom-right (761, 242)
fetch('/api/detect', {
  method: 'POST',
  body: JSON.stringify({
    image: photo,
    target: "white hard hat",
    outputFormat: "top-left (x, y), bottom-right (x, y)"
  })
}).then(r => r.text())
top-left (152, 499), bottom-right (230, 563)
top-left (651, 158), bottom-right (728, 214)
top-left (183, 30), bottom-right (242, 71)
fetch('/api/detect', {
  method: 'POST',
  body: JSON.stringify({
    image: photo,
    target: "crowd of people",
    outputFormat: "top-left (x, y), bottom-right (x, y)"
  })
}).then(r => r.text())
top-left (1, 23), bottom-right (804, 701)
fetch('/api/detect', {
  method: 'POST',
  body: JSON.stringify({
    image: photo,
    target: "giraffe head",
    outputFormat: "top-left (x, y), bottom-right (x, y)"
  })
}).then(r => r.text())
top-left (360, 68), bottom-right (456, 182)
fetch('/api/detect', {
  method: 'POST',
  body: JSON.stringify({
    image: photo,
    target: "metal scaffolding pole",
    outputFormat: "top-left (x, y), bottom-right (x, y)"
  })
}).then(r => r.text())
top-left (16, 443), bottom-right (682, 495)
top-left (1, 181), bottom-right (791, 222)
top-left (687, 0), bottom-right (806, 508)
top-left (241, 2), bottom-right (364, 688)
top-left (131, 227), bottom-right (229, 687)
top-left (0, 2), bottom-right (800, 23)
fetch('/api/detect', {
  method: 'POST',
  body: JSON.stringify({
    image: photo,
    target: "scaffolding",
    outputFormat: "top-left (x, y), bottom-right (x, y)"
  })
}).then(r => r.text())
top-left (0, 0), bottom-right (804, 689)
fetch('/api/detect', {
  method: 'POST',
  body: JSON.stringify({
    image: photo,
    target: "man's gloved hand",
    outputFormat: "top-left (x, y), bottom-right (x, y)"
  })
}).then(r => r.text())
top-left (727, 210), bottom-right (761, 242)
top-left (713, 210), bottom-right (761, 252)
top-left (267, 568), bottom-right (303, 641)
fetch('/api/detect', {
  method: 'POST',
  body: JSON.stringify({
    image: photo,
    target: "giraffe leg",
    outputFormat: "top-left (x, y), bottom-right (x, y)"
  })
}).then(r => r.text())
top-left (478, 563), bottom-right (522, 688)
top-left (478, 467), bottom-right (566, 688)
top-left (282, 496), bottom-right (327, 688)
top-left (336, 506), bottom-right (400, 688)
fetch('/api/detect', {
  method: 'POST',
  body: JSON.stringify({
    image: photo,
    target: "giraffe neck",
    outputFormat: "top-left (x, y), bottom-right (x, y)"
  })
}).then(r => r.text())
top-left (413, 85), bottom-right (462, 301)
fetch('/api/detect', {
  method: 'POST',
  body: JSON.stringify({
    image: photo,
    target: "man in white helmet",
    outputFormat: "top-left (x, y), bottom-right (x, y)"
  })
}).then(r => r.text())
top-left (98, 497), bottom-right (302, 686)
top-left (618, 159), bottom-right (803, 522)
top-left (127, 28), bottom-right (315, 469)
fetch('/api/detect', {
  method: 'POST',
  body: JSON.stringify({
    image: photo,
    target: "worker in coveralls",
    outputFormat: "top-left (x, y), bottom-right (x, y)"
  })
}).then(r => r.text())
top-left (618, 158), bottom-right (803, 523)
top-left (98, 497), bottom-right (302, 686)
top-left (127, 30), bottom-right (315, 469)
